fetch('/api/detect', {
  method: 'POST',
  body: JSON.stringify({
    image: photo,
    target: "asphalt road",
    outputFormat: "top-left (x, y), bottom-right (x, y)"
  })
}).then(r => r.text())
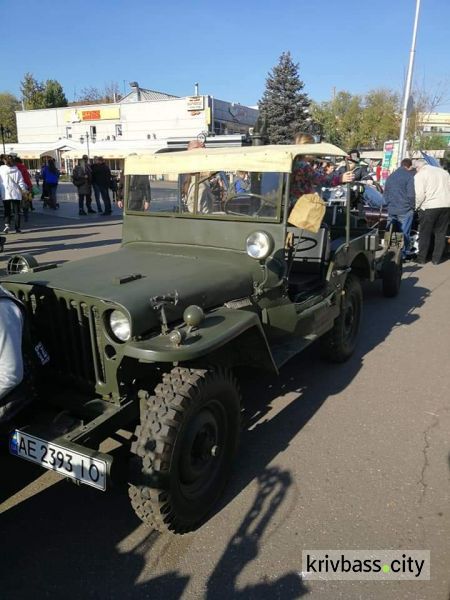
top-left (0, 210), bottom-right (449, 600)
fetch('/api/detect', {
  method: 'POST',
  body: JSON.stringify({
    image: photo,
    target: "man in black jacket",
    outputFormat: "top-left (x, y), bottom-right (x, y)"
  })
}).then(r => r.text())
top-left (91, 156), bottom-right (112, 215)
top-left (384, 158), bottom-right (416, 258)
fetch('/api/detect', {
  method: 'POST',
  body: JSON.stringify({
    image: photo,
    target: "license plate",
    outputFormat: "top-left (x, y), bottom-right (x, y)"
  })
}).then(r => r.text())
top-left (9, 430), bottom-right (107, 491)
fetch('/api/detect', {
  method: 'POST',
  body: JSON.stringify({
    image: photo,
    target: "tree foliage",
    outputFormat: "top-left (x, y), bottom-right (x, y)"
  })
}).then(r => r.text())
top-left (43, 79), bottom-right (68, 108)
top-left (258, 52), bottom-right (310, 144)
top-left (311, 88), bottom-right (400, 150)
top-left (0, 92), bottom-right (21, 142)
top-left (21, 73), bottom-right (45, 109)
top-left (21, 73), bottom-right (68, 109)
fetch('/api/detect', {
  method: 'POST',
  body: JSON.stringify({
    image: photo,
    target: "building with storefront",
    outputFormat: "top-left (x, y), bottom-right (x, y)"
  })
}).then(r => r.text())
top-left (417, 112), bottom-right (450, 144)
top-left (5, 84), bottom-right (258, 172)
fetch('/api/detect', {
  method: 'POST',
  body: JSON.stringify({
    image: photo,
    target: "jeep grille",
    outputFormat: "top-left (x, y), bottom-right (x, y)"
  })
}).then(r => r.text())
top-left (12, 285), bottom-right (106, 388)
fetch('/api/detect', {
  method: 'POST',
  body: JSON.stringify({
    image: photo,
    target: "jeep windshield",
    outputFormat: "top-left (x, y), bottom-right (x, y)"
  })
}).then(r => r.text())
top-left (125, 171), bottom-right (283, 221)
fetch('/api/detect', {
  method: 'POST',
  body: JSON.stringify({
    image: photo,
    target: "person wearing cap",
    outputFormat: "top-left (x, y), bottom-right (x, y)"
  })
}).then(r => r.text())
top-left (342, 149), bottom-right (371, 181)
top-left (414, 159), bottom-right (450, 265)
top-left (0, 154), bottom-right (27, 234)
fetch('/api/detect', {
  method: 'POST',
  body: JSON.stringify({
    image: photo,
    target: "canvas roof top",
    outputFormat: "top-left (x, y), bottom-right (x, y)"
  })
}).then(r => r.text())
top-left (125, 143), bottom-right (347, 174)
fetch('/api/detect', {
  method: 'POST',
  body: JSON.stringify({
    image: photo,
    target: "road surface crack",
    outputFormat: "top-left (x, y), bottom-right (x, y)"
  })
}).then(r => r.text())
top-left (418, 404), bottom-right (449, 504)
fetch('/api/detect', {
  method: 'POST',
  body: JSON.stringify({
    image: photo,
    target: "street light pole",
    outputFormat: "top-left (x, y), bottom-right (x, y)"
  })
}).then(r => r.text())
top-left (398, 0), bottom-right (421, 165)
top-left (80, 131), bottom-right (95, 158)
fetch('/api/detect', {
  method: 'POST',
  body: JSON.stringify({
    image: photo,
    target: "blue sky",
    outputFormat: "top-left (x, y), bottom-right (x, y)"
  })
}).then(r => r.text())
top-left (2, 0), bottom-right (449, 109)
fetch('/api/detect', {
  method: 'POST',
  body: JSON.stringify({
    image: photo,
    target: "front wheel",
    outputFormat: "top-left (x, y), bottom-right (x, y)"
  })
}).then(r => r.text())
top-left (320, 273), bottom-right (363, 362)
top-left (129, 366), bottom-right (241, 533)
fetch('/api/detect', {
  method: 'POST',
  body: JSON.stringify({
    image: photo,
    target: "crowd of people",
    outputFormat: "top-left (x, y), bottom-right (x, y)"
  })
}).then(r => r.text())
top-left (384, 157), bottom-right (450, 265)
top-left (0, 152), bottom-right (121, 238)
top-left (72, 155), bottom-right (117, 216)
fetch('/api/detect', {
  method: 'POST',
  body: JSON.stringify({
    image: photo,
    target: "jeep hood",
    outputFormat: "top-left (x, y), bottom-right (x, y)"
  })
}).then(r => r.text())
top-left (3, 245), bottom-right (255, 333)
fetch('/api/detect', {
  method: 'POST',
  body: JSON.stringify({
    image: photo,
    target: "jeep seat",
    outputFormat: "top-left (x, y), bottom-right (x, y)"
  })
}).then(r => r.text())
top-left (286, 226), bottom-right (330, 277)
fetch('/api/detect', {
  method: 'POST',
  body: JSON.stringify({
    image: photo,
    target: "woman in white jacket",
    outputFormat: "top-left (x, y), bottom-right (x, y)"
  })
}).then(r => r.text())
top-left (0, 154), bottom-right (27, 233)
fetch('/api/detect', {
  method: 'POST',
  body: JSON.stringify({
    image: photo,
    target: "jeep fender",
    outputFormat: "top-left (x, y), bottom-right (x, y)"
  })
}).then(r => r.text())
top-left (124, 307), bottom-right (278, 373)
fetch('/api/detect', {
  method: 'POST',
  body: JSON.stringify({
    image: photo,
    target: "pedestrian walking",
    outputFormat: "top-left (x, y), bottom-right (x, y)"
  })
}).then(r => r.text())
top-left (72, 156), bottom-right (95, 215)
top-left (414, 159), bottom-right (450, 265)
top-left (384, 158), bottom-right (416, 258)
top-left (0, 154), bottom-right (27, 234)
top-left (14, 156), bottom-right (34, 219)
top-left (91, 156), bottom-right (112, 215)
top-left (35, 170), bottom-right (40, 188)
top-left (41, 158), bottom-right (60, 209)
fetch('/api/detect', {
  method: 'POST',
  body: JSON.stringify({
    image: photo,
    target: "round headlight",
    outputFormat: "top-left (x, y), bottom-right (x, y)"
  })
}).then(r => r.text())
top-left (246, 231), bottom-right (273, 260)
top-left (109, 310), bottom-right (131, 342)
top-left (7, 254), bottom-right (38, 274)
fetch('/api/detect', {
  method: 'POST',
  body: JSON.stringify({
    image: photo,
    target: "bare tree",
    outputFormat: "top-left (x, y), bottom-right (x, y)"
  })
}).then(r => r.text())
top-left (74, 82), bottom-right (122, 105)
top-left (407, 78), bottom-right (450, 150)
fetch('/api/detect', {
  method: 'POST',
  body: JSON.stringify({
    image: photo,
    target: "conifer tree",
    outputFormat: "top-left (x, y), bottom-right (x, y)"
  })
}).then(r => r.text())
top-left (43, 79), bottom-right (68, 108)
top-left (258, 52), bottom-right (310, 144)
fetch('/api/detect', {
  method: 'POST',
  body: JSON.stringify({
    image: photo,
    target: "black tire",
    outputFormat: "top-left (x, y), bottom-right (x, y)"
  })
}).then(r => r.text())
top-left (382, 257), bottom-right (402, 298)
top-left (320, 273), bottom-right (362, 363)
top-left (129, 366), bottom-right (241, 533)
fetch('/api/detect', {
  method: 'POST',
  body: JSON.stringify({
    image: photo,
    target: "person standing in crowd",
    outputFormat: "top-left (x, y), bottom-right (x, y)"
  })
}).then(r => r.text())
top-left (14, 156), bottom-right (34, 212)
top-left (384, 158), bottom-right (416, 258)
top-left (92, 156), bottom-right (112, 215)
top-left (41, 158), bottom-right (60, 209)
top-left (72, 156), bottom-right (95, 215)
top-left (0, 284), bottom-right (25, 421)
top-left (414, 159), bottom-right (450, 265)
top-left (0, 154), bottom-right (27, 234)
top-left (34, 169), bottom-right (40, 188)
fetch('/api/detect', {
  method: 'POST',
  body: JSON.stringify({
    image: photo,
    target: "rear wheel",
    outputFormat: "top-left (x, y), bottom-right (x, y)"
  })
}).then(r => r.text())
top-left (129, 366), bottom-right (241, 533)
top-left (320, 273), bottom-right (362, 362)
top-left (382, 255), bottom-right (402, 298)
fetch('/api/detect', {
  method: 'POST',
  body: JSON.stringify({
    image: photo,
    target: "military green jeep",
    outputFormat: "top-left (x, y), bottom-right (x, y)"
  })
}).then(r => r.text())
top-left (2, 143), bottom-right (402, 533)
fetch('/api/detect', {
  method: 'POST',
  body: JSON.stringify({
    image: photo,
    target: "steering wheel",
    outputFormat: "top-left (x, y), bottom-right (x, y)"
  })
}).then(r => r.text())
top-left (224, 193), bottom-right (266, 216)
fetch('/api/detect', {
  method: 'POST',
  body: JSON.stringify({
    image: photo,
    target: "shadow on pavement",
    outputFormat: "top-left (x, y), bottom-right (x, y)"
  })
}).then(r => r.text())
top-left (0, 444), bottom-right (190, 600)
top-left (206, 466), bottom-right (308, 599)
top-left (216, 275), bottom-right (429, 512)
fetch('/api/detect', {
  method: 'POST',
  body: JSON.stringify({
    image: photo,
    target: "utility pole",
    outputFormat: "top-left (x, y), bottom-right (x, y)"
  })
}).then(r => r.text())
top-left (398, 0), bottom-right (421, 165)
